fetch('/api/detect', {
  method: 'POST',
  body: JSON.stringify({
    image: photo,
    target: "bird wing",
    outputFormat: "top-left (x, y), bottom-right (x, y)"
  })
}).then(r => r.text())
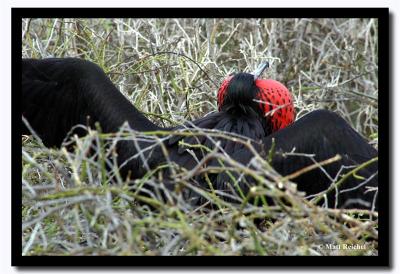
top-left (265, 110), bottom-right (378, 208)
top-left (215, 110), bottom-right (378, 209)
top-left (265, 110), bottom-right (377, 176)
top-left (22, 58), bottom-right (161, 147)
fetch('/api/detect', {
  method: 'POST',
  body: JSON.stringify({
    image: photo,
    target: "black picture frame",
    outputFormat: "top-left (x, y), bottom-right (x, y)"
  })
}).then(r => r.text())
top-left (12, 7), bottom-right (390, 268)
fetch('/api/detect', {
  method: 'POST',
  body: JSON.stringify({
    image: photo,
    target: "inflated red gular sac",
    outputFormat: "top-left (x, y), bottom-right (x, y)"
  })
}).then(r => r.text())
top-left (217, 73), bottom-right (296, 134)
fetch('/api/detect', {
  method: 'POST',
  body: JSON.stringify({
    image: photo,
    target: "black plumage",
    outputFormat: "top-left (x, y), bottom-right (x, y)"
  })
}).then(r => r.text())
top-left (21, 58), bottom-right (378, 209)
top-left (215, 110), bottom-right (378, 209)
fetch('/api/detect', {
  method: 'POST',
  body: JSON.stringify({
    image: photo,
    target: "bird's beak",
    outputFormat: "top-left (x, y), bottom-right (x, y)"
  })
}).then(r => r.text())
top-left (252, 62), bottom-right (269, 80)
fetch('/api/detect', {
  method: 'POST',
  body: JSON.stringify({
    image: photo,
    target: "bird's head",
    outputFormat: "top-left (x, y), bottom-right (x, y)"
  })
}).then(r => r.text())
top-left (217, 72), bottom-right (295, 132)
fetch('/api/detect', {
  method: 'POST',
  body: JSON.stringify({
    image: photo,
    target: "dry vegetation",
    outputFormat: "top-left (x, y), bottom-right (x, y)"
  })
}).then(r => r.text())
top-left (21, 18), bottom-right (378, 256)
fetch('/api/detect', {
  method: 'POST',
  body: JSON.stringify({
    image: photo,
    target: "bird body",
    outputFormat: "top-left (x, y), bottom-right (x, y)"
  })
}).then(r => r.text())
top-left (21, 57), bottom-right (378, 209)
